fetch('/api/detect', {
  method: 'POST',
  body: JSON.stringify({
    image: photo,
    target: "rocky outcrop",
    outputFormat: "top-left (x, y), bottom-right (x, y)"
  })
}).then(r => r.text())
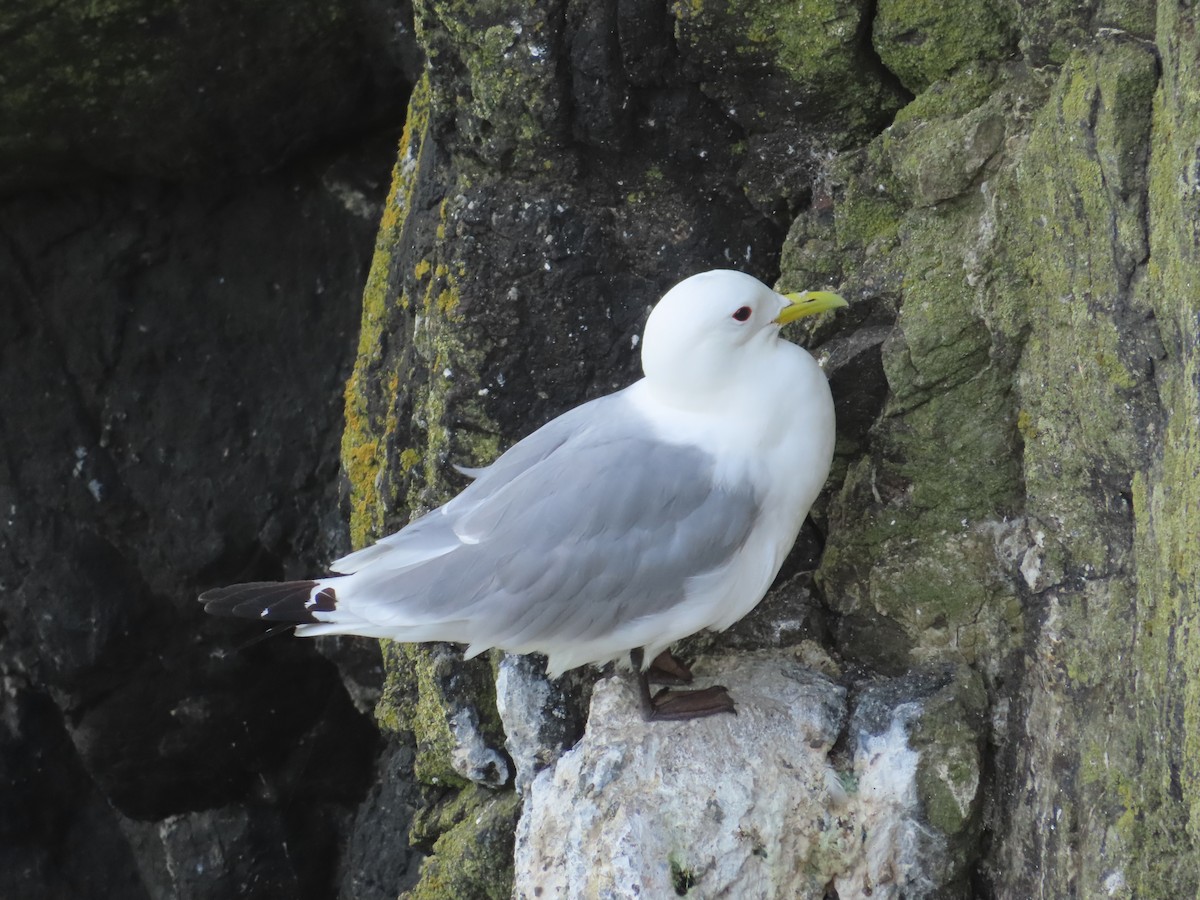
top-left (350, 1), bottom-right (1200, 898)
top-left (514, 653), bottom-right (984, 899)
top-left (6, 0), bottom-right (1200, 898)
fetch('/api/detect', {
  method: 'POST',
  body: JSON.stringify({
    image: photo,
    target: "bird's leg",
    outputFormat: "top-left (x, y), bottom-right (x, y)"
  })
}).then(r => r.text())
top-left (630, 648), bottom-right (736, 721)
top-left (646, 648), bottom-right (694, 685)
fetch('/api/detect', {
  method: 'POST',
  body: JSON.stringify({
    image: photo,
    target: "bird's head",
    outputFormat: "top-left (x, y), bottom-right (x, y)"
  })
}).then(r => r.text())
top-left (640, 269), bottom-right (846, 404)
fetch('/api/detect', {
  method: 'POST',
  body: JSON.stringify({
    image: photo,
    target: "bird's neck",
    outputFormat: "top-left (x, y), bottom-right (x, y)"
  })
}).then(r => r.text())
top-left (639, 341), bottom-right (814, 416)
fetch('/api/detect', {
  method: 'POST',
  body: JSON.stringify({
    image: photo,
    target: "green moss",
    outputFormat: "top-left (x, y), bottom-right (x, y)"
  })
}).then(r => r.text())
top-left (784, 9), bottom-right (1199, 891)
top-left (416, 1), bottom-right (562, 167)
top-left (403, 644), bottom-right (472, 788)
top-left (1120, 4), bottom-right (1200, 889)
top-left (374, 644), bottom-right (407, 731)
top-left (909, 669), bottom-right (986, 837)
top-left (873, 0), bottom-right (1014, 94)
top-left (673, 0), bottom-right (905, 143)
top-left (887, 106), bottom-right (1006, 206)
top-left (836, 162), bottom-right (905, 249)
top-left (405, 789), bottom-right (523, 900)
top-left (892, 64), bottom-right (1002, 126)
top-left (738, 0), bottom-right (859, 78)
top-left (1001, 43), bottom-right (1157, 573)
top-left (985, 38), bottom-right (1186, 894)
top-left (376, 642), bottom-right (507, 792)
top-left (342, 74), bottom-right (433, 549)
top-left (881, 210), bottom-right (994, 400)
top-left (783, 140), bottom-right (907, 289)
top-left (1096, 0), bottom-right (1155, 36)
top-left (815, 167), bottom-right (1023, 673)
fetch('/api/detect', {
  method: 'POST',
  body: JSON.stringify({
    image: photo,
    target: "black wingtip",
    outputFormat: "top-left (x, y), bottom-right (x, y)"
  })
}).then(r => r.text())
top-left (232, 622), bottom-right (299, 651)
top-left (199, 580), bottom-right (338, 624)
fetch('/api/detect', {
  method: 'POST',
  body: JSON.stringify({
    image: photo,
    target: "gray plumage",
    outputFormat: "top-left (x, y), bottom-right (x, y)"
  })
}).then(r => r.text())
top-left (201, 269), bottom-right (844, 683)
top-left (347, 396), bottom-right (758, 642)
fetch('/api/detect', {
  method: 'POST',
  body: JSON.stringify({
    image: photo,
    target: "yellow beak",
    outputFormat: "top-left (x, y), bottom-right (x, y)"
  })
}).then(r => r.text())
top-left (773, 290), bottom-right (849, 325)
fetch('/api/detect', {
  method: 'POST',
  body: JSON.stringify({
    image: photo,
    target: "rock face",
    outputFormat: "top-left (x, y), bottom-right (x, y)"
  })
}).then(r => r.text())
top-left (5, 0), bottom-right (1200, 898)
top-left (0, 167), bottom-right (394, 898)
top-left (0, 2), bottom-right (419, 897)
top-left (350, 2), bottom-right (1200, 898)
top-left (0, 0), bottom-right (419, 192)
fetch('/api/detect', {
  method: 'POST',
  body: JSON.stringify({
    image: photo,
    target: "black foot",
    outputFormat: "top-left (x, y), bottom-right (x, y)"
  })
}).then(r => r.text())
top-left (630, 647), bottom-right (737, 721)
top-left (647, 684), bottom-right (736, 721)
top-left (647, 649), bottom-right (694, 686)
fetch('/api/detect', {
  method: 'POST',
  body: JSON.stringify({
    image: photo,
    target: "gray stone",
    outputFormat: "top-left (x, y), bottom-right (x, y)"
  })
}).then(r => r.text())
top-left (514, 654), bottom-right (985, 899)
top-left (448, 705), bottom-right (511, 788)
top-left (514, 652), bottom-right (849, 899)
top-left (495, 653), bottom-right (590, 796)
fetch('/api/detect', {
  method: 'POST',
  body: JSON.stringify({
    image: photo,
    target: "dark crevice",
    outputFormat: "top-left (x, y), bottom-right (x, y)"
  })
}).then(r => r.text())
top-left (858, 0), bottom-right (917, 124)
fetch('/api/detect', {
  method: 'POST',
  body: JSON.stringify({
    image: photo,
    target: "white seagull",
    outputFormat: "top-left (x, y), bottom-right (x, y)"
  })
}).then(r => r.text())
top-left (201, 269), bottom-right (847, 719)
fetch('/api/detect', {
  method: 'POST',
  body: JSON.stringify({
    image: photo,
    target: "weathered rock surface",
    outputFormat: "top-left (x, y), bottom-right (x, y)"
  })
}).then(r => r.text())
top-left (0, 0), bottom-right (419, 192)
top-left (0, 156), bottom-right (396, 897)
top-left (514, 653), bottom-right (984, 899)
top-left (336, 0), bottom-right (907, 887)
top-left (0, 3), bottom-right (419, 895)
top-left (495, 652), bottom-right (590, 796)
top-left (6, 0), bottom-right (1200, 896)
top-left (351, 1), bottom-right (1199, 897)
top-left (516, 654), bottom-right (850, 899)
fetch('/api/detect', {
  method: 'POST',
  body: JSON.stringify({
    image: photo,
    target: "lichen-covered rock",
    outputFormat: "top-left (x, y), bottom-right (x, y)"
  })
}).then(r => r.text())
top-left (781, 9), bottom-right (1200, 895)
top-left (838, 668), bottom-right (986, 898)
top-left (872, 0), bottom-right (1014, 94)
top-left (13, 0), bottom-right (1199, 894)
top-left (405, 788), bottom-right (523, 900)
top-left (348, 2), bottom-right (879, 888)
top-left (783, 66), bottom-right (1034, 682)
top-left (375, 641), bottom-right (508, 789)
top-left (673, 0), bottom-right (909, 209)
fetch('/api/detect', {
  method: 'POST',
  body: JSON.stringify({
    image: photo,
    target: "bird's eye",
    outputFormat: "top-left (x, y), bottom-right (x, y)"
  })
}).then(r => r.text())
top-left (732, 306), bottom-right (752, 322)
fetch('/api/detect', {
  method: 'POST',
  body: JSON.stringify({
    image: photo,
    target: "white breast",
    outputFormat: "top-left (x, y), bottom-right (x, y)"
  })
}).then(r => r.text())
top-left (623, 341), bottom-right (836, 650)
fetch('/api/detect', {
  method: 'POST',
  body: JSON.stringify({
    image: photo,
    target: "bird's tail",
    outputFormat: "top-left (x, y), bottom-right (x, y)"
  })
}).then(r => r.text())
top-left (200, 577), bottom-right (465, 643)
top-left (199, 580), bottom-right (339, 624)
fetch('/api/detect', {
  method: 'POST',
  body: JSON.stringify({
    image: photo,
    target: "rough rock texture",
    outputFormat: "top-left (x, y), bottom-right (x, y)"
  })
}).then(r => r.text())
top-left (780, 3), bottom-right (1200, 895)
top-left (495, 652), bottom-right (591, 796)
top-left (349, 1), bottom-right (1200, 898)
top-left (0, 164), bottom-right (392, 898)
top-left (513, 652), bottom-right (984, 898)
top-left (0, 0), bottom-right (420, 192)
top-left (339, 1), bottom-right (909, 893)
top-left (0, 3), bottom-right (420, 897)
top-left (515, 653), bottom-right (851, 899)
top-left (8, 0), bottom-right (1200, 897)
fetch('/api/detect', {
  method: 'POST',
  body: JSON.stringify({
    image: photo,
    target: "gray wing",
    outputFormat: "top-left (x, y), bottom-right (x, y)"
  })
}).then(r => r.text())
top-left (345, 394), bottom-right (762, 650)
top-left (329, 400), bottom-right (601, 575)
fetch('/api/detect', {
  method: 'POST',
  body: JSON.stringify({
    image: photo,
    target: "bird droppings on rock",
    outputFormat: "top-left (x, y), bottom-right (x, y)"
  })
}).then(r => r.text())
top-left (512, 653), bottom-right (983, 899)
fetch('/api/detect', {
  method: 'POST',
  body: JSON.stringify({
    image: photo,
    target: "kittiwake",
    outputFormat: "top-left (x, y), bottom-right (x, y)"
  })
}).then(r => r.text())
top-left (200, 269), bottom-right (847, 719)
